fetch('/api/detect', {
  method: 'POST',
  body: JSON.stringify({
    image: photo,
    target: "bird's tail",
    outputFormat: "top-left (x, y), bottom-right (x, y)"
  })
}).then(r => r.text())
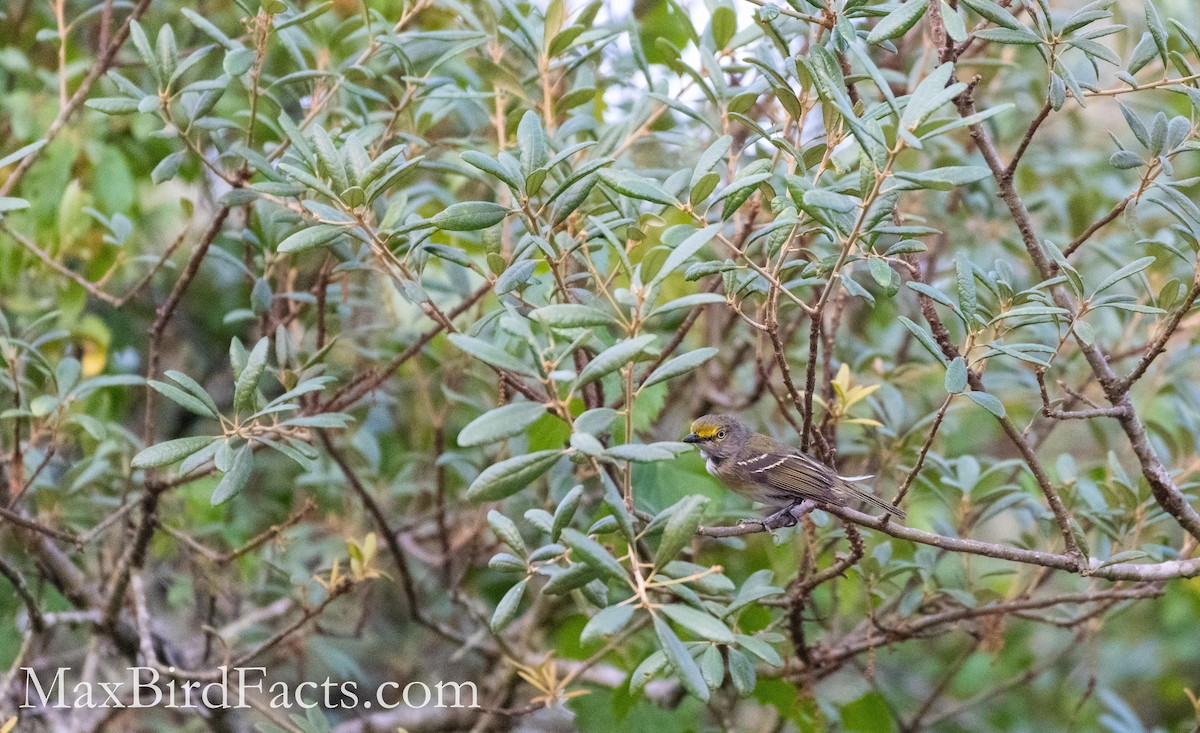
top-left (836, 474), bottom-right (906, 520)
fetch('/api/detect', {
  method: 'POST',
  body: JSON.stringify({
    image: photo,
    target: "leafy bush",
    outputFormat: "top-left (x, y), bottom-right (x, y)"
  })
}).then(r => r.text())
top-left (2, 0), bottom-right (1200, 730)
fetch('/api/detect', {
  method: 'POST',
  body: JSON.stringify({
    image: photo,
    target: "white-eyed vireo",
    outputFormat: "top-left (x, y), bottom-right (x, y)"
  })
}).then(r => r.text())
top-left (683, 414), bottom-right (905, 524)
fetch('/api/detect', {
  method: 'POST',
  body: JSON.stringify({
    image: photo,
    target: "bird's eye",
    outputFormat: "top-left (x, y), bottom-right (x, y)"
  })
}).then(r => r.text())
top-left (716, 429), bottom-right (727, 440)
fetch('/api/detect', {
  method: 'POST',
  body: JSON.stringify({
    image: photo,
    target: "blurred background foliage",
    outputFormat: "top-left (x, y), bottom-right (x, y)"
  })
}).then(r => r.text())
top-left (1, 0), bottom-right (1200, 731)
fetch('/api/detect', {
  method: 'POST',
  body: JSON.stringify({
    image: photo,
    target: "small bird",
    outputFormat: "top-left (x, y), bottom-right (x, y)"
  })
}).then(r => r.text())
top-left (682, 414), bottom-right (905, 525)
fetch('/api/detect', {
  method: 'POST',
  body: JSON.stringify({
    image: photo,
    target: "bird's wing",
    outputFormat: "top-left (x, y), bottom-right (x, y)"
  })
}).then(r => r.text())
top-left (738, 435), bottom-right (905, 518)
top-left (732, 445), bottom-right (845, 506)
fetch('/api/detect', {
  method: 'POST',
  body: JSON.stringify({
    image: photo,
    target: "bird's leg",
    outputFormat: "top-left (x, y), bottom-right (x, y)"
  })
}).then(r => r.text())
top-left (738, 501), bottom-right (816, 541)
top-left (764, 505), bottom-right (800, 528)
top-left (737, 513), bottom-right (780, 541)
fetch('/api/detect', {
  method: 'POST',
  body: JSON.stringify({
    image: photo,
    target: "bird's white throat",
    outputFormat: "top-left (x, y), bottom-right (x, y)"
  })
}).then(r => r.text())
top-left (699, 450), bottom-right (718, 477)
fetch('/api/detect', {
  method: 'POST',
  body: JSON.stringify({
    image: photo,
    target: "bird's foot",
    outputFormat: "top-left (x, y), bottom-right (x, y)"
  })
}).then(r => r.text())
top-left (736, 516), bottom-right (780, 542)
top-left (764, 505), bottom-right (802, 528)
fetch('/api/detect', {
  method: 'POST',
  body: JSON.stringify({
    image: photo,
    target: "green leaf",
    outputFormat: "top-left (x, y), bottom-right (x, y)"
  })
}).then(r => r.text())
top-left (1127, 32), bottom-right (1157, 75)
top-left (898, 63), bottom-right (962, 134)
top-left (629, 651), bottom-right (669, 695)
top-left (278, 224), bottom-right (346, 254)
top-left (868, 258), bottom-right (894, 293)
top-left (604, 443), bottom-right (675, 462)
top-left (728, 648), bottom-right (756, 696)
top-left (132, 435), bottom-right (218, 469)
top-left (274, 1), bottom-right (333, 31)
top-left (955, 252), bottom-right (978, 321)
top-left (736, 634), bottom-right (784, 666)
top-left (210, 443), bottom-right (253, 505)
top-left (575, 335), bottom-right (656, 388)
top-left (899, 316), bottom-right (949, 365)
top-left (541, 562), bottom-right (600, 595)
top-left (945, 356), bottom-right (969, 394)
top-left (490, 580), bottom-right (526, 631)
top-left (85, 97), bottom-right (143, 114)
top-left (660, 603), bottom-right (734, 643)
top-left (895, 166), bottom-right (991, 190)
top-left (458, 401), bottom-right (547, 447)
top-left (1096, 550), bottom-right (1150, 569)
top-left (652, 616), bottom-right (710, 702)
top-left (959, 0), bottom-right (1024, 30)
top-left (128, 21), bottom-right (161, 83)
top-left (1144, 0), bottom-right (1168, 64)
top-left (448, 334), bottom-right (540, 378)
top-left (149, 380), bottom-right (219, 418)
top-left (561, 527), bottom-right (627, 582)
top-left (552, 484), bottom-right (583, 540)
top-left (597, 169), bottom-right (676, 206)
top-left (867, 1), bottom-right (928, 44)
top-left (466, 450), bottom-right (564, 502)
top-left (987, 305), bottom-right (1070, 325)
top-left (1093, 256), bottom-right (1154, 295)
top-left (580, 604), bottom-right (635, 646)
top-left (28, 395), bottom-right (56, 417)
top-left (974, 27), bottom-right (1043, 45)
top-left (529, 304), bottom-right (615, 328)
top-left (487, 510), bottom-right (526, 555)
top-left (648, 292), bottom-right (726, 317)
top-left (575, 408), bottom-right (618, 436)
top-left (1109, 150), bottom-right (1144, 169)
top-left (641, 348), bottom-right (718, 389)
top-left (0, 140), bottom-right (47, 170)
top-left (282, 413), bottom-right (352, 429)
top-left (651, 225), bottom-right (721, 286)
top-left (431, 201), bottom-right (510, 231)
top-left (654, 495), bottom-right (709, 572)
top-left (461, 150), bottom-right (521, 191)
top-left (711, 5), bottom-right (737, 48)
top-left (517, 110), bottom-right (548, 176)
top-left (223, 47), bottom-right (255, 76)
top-left (941, 1), bottom-right (968, 41)
top-left (494, 259), bottom-right (537, 294)
top-left (0, 198), bottom-right (31, 214)
top-left (233, 337), bottom-right (269, 417)
top-left (803, 189), bottom-right (858, 213)
top-left (966, 390), bottom-right (1006, 417)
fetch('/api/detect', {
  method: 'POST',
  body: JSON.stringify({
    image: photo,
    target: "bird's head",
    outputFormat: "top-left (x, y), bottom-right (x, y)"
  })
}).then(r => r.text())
top-left (683, 414), bottom-right (747, 459)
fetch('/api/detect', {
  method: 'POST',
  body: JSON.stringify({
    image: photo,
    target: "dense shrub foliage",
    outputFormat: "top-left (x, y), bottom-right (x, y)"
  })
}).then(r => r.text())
top-left (2, 0), bottom-right (1200, 730)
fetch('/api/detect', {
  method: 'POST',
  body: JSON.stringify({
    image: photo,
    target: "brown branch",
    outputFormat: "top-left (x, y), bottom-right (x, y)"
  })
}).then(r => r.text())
top-left (956, 84), bottom-right (1200, 542)
top-left (0, 554), bottom-right (46, 632)
top-left (1117, 262), bottom-right (1200, 390)
top-left (1036, 371), bottom-right (1130, 420)
top-left (323, 280), bottom-right (492, 411)
top-left (807, 587), bottom-right (1161, 672)
top-left (1063, 192), bottom-right (1135, 257)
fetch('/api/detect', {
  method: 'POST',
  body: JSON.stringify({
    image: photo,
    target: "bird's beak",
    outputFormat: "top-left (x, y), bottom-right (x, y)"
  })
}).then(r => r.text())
top-left (682, 433), bottom-right (701, 444)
